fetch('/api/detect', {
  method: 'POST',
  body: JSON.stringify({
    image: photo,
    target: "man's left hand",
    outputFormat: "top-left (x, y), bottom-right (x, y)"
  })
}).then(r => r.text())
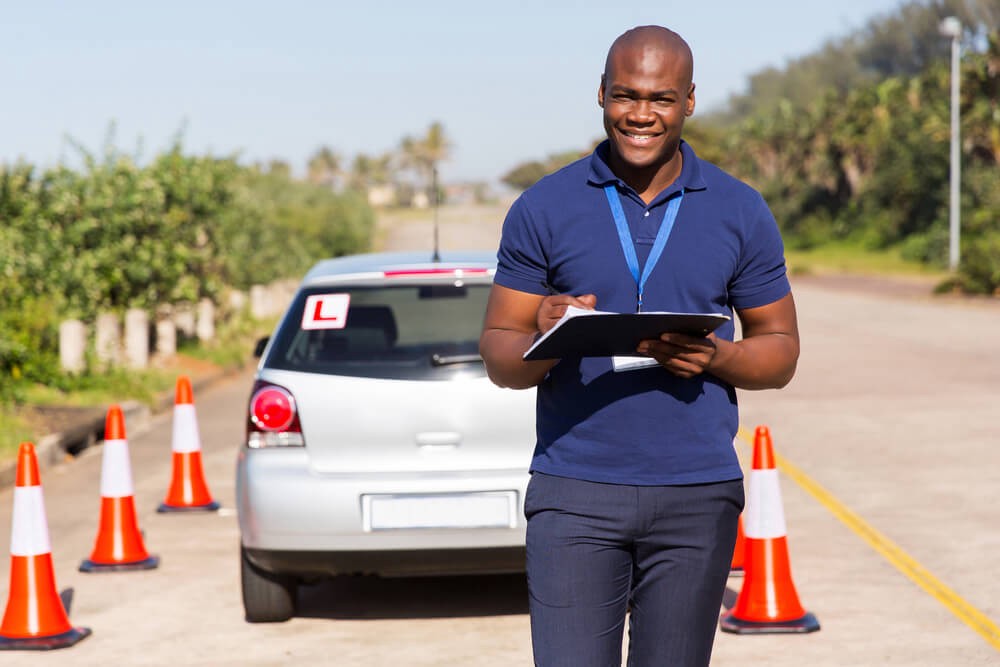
top-left (636, 333), bottom-right (718, 378)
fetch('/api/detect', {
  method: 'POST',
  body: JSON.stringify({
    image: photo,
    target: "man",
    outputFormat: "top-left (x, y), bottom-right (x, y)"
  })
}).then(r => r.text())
top-left (479, 25), bottom-right (799, 667)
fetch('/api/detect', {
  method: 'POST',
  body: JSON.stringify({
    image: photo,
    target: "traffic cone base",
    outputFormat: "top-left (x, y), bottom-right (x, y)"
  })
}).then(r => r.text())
top-left (0, 626), bottom-right (93, 651)
top-left (2, 554), bottom-right (72, 637)
top-left (720, 611), bottom-right (820, 634)
top-left (83, 496), bottom-right (156, 566)
top-left (157, 499), bottom-right (220, 513)
top-left (80, 554), bottom-right (160, 573)
top-left (158, 451), bottom-right (218, 512)
top-left (729, 536), bottom-right (807, 621)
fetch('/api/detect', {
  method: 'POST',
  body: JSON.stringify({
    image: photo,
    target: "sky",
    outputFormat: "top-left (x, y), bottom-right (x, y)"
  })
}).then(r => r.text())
top-left (2, 0), bottom-right (912, 186)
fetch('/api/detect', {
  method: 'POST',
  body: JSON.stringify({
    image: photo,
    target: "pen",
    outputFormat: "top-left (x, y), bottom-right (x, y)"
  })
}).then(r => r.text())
top-left (540, 281), bottom-right (560, 296)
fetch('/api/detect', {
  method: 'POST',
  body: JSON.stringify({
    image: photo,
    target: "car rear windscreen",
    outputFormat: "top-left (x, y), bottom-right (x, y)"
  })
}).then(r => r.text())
top-left (264, 284), bottom-right (491, 380)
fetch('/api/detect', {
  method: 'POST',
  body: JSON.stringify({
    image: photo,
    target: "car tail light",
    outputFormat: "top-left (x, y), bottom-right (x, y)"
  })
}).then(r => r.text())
top-left (246, 381), bottom-right (304, 448)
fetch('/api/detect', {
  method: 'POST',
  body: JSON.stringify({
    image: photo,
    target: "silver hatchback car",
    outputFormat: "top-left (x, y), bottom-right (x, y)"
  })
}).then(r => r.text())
top-left (236, 251), bottom-right (536, 622)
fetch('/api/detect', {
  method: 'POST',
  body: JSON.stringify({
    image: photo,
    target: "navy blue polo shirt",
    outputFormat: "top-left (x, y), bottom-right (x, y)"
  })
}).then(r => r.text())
top-left (494, 140), bottom-right (790, 485)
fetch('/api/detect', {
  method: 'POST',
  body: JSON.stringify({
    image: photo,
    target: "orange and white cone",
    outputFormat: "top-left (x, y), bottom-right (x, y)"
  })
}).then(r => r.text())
top-left (79, 406), bottom-right (159, 572)
top-left (1, 442), bottom-right (91, 650)
top-left (729, 514), bottom-right (746, 576)
top-left (720, 425), bottom-right (820, 634)
top-left (157, 375), bottom-right (219, 512)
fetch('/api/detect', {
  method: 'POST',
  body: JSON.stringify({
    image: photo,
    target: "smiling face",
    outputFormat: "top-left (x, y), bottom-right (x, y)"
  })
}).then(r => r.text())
top-left (598, 27), bottom-right (695, 194)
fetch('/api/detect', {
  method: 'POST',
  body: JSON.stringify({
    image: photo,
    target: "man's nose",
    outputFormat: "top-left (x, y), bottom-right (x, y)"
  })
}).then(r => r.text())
top-left (627, 99), bottom-right (655, 123)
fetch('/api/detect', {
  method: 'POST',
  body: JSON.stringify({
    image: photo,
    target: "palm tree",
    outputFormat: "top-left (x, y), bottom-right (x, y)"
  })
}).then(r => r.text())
top-left (422, 121), bottom-right (451, 169)
top-left (398, 122), bottom-right (451, 204)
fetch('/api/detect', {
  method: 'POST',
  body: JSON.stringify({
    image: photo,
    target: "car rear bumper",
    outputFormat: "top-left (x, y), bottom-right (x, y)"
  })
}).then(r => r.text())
top-left (244, 546), bottom-right (526, 578)
top-left (236, 448), bottom-right (530, 574)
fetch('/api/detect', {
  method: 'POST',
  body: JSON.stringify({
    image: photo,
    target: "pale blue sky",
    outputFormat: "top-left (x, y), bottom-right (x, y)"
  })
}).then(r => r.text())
top-left (2, 0), bottom-right (910, 184)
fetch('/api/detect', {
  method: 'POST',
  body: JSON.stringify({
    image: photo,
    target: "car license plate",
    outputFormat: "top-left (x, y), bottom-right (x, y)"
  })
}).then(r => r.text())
top-left (362, 491), bottom-right (517, 531)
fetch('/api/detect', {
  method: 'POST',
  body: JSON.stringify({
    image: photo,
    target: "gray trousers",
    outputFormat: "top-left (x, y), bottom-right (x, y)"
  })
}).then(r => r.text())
top-left (524, 472), bottom-right (744, 667)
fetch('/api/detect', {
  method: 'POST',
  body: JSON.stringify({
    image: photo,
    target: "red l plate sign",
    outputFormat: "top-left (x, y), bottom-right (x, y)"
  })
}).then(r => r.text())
top-left (301, 294), bottom-right (351, 330)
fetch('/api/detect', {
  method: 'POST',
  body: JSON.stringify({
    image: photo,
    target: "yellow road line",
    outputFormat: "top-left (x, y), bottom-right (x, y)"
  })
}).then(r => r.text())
top-left (736, 426), bottom-right (1000, 652)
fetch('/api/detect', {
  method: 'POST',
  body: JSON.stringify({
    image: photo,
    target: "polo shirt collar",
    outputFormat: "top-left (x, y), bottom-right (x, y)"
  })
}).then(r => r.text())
top-left (587, 139), bottom-right (707, 202)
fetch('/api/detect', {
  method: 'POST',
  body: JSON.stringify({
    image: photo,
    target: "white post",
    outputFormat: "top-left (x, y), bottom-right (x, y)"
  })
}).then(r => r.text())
top-left (196, 298), bottom-right (216, 342)
top-left (940, 16), bottom-right (962, 272)
top-left (250, 285), bottom-right (269, 319)
top-left (59, 320), bottom-right (87, 374)
top-left (155, 312), bottom-right (177, 359)
top-left (95, 312), bottom-right (121, 368)
top-left (124, 308), bottom-right (149, 369)
top-left (228, 289), bottom-right (247, 313)
top-left (173, 303), bottom-right (196, 339)
top-left (948, 29), bottom-right (961, 272)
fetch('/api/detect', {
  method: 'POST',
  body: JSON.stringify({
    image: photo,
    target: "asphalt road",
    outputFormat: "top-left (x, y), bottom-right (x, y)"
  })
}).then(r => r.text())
top-left (1, 204), bottom-right (998, 665)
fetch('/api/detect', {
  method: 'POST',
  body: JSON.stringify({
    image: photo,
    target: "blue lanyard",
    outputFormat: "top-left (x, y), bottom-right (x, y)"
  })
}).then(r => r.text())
top-left (604, 184), bottom-right (684, 312)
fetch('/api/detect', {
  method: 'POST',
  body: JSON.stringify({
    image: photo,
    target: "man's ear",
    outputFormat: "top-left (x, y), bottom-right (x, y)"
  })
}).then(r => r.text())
top-left (686, 83), bottom-right (696, 117)
top-left (598, 75), bottom-right (606, 108)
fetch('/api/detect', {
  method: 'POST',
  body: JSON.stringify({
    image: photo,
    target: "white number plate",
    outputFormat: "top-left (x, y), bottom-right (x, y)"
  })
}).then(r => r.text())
top-left (362, 491), bottom-right (517, 531)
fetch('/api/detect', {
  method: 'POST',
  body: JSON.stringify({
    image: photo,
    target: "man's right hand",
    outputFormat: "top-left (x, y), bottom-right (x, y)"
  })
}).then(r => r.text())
top-left (480, 285), bottom-right (597, 390)
top-left (536, 293), bottom-right (598, 335)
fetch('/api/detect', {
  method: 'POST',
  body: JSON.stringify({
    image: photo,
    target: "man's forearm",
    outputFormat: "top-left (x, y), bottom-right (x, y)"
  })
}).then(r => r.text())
top-left (708, 334), bottom-right (799, 390)
top-left (480, 329), bottom-right (558, 389)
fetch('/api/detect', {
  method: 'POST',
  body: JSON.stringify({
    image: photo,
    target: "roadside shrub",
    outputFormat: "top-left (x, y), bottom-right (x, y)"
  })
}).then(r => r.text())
top-left (0, 146), bottom-right (375, 406)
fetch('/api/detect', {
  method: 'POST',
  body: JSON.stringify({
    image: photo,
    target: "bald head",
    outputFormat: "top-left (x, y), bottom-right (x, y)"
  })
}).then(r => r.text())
top-left (604, 26), bottom-right (693, 87)
top-left (597, 25), bottom-right (696, 195)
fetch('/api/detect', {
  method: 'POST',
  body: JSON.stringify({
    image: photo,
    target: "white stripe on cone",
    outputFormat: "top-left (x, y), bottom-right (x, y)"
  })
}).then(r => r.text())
top-left (10, 486), bottom-right (52, 557)
top-left (99, 439), bottom-right (135, 498)
top-left (171, 404), bottom-right (202, 454)
top-left (744, 469), bottom-right (787, 539)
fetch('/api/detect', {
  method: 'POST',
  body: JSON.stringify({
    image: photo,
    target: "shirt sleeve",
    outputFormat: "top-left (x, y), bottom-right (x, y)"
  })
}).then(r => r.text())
top-left (493, 193), bottom-right (550, 296)
top-left (728, 193), bottom-right (791, 310)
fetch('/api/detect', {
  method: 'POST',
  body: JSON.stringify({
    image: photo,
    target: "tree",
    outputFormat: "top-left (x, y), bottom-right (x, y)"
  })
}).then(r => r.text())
top-left (346, 153), bottom-right (393, 192)
top-left (399, 122), bottom-right (452, 201)
top-left (500, 145), bottom-right (595, 191)
top-left (307, 146), bottom-right (341, 189)
top-left (501, 161), bottom-right (548, 191)
top-left (265, 160), bottom-right (291, 179)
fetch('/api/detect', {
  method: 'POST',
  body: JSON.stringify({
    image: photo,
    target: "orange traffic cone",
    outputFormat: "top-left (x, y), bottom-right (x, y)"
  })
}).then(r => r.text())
top-left (79, 406), bottom-right (159, 572)
top-left (720, 426), bottom-right (819, 634)
top-left (729, 514), bottom-right (746, 576)
top-left (157, 376), bottom-right (219, 512)
top-left (0, 442), bottom-right (91, 650)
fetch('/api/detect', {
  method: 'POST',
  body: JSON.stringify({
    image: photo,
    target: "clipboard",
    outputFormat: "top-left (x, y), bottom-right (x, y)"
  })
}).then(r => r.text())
top-left (523, 306), bottom-right (730, 361)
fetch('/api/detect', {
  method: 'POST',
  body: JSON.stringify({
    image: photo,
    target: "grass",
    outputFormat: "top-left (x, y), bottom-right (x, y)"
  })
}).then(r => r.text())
top-left (19, 367), bottom-right (181, 408)
top-left (0, 409), bottom-right (42, 459)
top-left (0, 363), bottom-right (218, 464)
top-left (785, 241), bottom-right (949, 282)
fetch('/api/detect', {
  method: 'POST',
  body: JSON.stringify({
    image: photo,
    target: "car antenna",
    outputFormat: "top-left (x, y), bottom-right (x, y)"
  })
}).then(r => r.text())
top-left (431, 165), bottom-right (441, 262)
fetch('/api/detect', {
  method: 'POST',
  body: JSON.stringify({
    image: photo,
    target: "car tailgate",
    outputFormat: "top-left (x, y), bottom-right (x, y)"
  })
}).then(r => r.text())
top-left (259, 370), bottom-right (536, 473)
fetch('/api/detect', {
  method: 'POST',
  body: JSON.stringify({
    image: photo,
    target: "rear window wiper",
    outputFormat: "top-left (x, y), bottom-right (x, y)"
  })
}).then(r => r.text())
top-left (430, 353), bottom-right (483, 366)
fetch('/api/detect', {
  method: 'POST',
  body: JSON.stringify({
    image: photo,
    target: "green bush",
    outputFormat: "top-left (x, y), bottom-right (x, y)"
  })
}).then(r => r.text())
top-left (716, 38), bottom-right (998, 294)
top-left (0, 145), bottom-right (375, 406)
